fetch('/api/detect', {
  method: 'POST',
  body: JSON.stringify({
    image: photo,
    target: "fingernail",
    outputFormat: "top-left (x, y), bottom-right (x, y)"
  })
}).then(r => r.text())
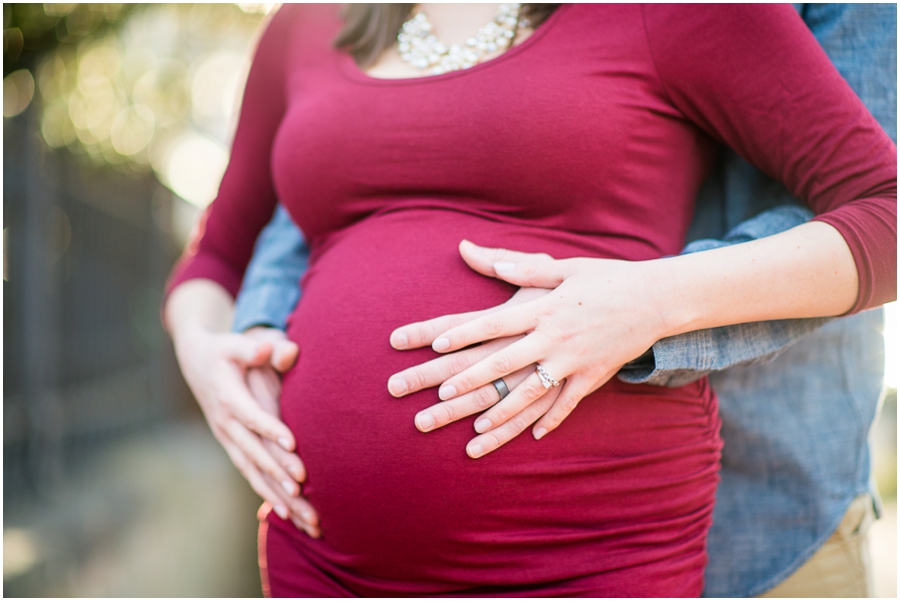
top-left (468, 443), bottom-right (484, 459)
top-left (282, 480), bottom-right (295, 495)
top-left (534, 427), bottom-right (547, 440)
top-left (278, 437), bottom-right (292, 451)
top-left (438, 384), bottom-right (457, 400)
top-left (274, 505), bottom-right (288, 519)
top-left (474, 418), bottom-right (492, 433)
top-left (392, 331), bottom-right (408, 349)
top-left (388, 376), bottom-right (408, 396)
top-left (433, 337), bottom-right (451, 352)
top-left (416, 412), bottom-right (435, 431)
top-left (494, 261), bottom-right (516, 275)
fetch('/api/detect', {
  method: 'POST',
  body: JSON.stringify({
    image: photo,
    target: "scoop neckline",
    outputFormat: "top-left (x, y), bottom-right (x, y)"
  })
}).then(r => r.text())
top-left (337, 4), bottom-right (570, 86)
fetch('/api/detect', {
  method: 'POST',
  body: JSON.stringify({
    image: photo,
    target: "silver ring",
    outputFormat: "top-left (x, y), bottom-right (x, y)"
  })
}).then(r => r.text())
top-left (492, 378), bottom-right (511, 400)
top-left (535, 364), bottom-right (560, 389)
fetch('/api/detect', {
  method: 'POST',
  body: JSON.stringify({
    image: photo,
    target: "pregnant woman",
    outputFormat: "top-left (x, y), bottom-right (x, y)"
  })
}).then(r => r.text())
top-left (164, 4), bottom-right (896, 597)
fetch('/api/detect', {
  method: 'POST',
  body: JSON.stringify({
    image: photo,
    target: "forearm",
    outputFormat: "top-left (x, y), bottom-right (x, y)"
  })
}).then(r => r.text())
top-left (232, 205), bottom-right (308, 333)
top-left (165, 279), bottom-right (236, 342)
top-left (655, 221), bottom-right (860, 339)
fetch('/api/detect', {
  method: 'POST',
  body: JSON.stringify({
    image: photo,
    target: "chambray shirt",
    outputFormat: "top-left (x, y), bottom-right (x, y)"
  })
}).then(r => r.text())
top-left (233, 4), bottom-right (896, 597)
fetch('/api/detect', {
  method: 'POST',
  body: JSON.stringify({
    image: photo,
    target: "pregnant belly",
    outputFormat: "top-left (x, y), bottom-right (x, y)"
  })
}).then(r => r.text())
top-left (278, 209), bottom-right (721, 590)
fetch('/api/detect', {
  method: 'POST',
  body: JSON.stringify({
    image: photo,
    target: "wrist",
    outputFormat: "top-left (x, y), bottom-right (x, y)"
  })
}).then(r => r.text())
top-left (165, 279), bottom-right (236, 339)
top-left (640, 256), bottom-right (704, 340)
top-left (642, 221), bottom-right (860, 336)
top-left (171, 322), bottom-right (217, 357)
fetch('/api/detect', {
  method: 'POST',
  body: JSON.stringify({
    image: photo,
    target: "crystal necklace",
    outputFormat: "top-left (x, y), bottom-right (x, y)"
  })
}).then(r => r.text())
top-left (397, 4), bottom-right (531, 75)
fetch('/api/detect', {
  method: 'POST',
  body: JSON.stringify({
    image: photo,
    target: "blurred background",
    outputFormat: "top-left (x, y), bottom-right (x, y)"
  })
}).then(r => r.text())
top-left (2, 3), bottom-right (897, 597)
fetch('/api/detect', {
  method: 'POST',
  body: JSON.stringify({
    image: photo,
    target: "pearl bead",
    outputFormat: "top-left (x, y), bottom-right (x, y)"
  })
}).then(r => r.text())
top-left (398, 4), bottom-right (524, 74)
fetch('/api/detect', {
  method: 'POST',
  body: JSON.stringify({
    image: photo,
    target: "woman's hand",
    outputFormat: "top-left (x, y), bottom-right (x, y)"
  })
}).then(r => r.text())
top-left (172, 324), bottom-right (320, 537)
top-left (389, 240), bottom-right (671, 457)
top-left (387, 284), bottom-right (559, 456)
top-left (389, 334), bottom-right (564, 457)
top-left (243, 354), bottom-right (320, 538)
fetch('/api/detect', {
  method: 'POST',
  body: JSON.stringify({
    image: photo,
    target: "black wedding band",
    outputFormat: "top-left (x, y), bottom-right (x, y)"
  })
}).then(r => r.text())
top-left (492, 378), bottom-right (511, 400)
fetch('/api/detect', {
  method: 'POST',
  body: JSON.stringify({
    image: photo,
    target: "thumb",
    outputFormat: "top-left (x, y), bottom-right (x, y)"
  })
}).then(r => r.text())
top-left (458, 240), bottom-right (554, 277)
top-left (271, 339), bottom-right (299, 372)
top-left (222, 334), bottom-right (273, 367)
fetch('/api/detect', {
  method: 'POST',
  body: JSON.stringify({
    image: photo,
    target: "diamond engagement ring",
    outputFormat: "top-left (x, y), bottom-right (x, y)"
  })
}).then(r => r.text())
top-left (492, 378), bottom-right (511, 400)
top-left (535, 364), bottom-right (560, 389)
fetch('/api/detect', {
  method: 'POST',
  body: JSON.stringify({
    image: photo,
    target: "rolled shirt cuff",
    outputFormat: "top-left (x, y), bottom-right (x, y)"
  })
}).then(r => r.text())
top-left (618, 318), bottom-right (832, 387)
top-left (617, 205), bottom-right (827, 386)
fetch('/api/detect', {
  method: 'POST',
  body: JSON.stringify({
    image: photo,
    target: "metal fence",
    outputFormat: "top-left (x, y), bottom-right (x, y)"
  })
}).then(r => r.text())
top-left (3, 105), bottom-right (192, 503)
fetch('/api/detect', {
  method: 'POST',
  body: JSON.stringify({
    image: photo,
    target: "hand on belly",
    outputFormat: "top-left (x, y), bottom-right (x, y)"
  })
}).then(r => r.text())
top-left (387, 240), bottom-right (667, 458)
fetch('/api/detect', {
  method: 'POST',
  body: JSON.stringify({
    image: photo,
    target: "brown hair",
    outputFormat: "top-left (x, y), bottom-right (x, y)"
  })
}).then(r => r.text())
top-left (335, 4), bottom-right (560, 68)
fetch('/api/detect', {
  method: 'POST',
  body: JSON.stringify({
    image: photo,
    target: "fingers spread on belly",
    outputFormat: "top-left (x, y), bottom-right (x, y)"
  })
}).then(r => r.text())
top-left (436, 335), bottom-right (546, 401)
top-left (466, 391), bottom-right (558, 459)
top-left (414, 366), bottom-right (532, 432)
top-left (388, 335), bottom-right (524, 397)
top-left (472, 368), bottom-right (559, 435)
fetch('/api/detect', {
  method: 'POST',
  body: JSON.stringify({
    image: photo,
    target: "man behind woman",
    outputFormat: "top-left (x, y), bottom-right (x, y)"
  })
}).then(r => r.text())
top-left (165, 3), bottom-right (896, 596)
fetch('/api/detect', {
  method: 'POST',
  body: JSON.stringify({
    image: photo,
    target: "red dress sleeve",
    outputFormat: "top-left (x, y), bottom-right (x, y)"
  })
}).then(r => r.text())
top-left (642, 4), bottom-right (897, 313)
top-left (164, 6), bottom-right (295, 301)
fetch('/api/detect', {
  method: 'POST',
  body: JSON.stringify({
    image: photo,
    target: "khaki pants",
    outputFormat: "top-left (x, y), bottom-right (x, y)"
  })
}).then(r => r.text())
top-left (759, 494), bottom-right (876, 598)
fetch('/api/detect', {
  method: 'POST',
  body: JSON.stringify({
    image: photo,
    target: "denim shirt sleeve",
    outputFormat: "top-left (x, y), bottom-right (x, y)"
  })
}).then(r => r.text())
top-left (617, 206), bottom-right (832, 387)
top-left (243, 207), bottom-right (832, 378)
top-left (618, 4), bottom-right (896, 389)
top-left (232, 204), bottom-right (309, 332)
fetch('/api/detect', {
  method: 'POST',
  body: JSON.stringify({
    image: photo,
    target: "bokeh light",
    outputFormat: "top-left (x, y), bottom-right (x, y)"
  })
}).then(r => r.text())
top-left (189, 50), bottom-right (246, 130)
top-left (19, 3), bottom-right (277, 202)
top-left (165, 131), bottom-right (229, 207)
top-left (3, 69), bottom-right (35, 117)
top-left (237, 3), bottom-right (279, 15)
top-left (3, 528), bottom-right (41, 581)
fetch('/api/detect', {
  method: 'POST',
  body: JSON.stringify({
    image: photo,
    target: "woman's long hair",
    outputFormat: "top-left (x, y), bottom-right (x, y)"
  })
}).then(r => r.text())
top-left (335, 4), bottom-right (560, 67)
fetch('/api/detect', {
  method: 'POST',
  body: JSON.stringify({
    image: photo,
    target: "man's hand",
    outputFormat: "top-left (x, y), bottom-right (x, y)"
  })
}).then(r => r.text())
top-left (388, 240), bottom-right (663, 458)
top-left (388, 334), bottom-right (564, 458)
top-left (172, 325), bottom-right (320, 537)
top-left (387, 261), bottom-right (563, 458)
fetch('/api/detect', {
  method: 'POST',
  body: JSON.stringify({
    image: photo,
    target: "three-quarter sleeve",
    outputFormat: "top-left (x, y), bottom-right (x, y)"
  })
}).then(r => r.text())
top-left (164, 6), bottom-right (294, 301)
top-left (642, 4), bottom-right (897, 313)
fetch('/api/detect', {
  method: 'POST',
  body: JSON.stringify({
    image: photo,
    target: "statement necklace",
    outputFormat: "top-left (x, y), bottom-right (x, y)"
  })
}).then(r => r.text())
top-left (398, 4), bottom-right (531, 75)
